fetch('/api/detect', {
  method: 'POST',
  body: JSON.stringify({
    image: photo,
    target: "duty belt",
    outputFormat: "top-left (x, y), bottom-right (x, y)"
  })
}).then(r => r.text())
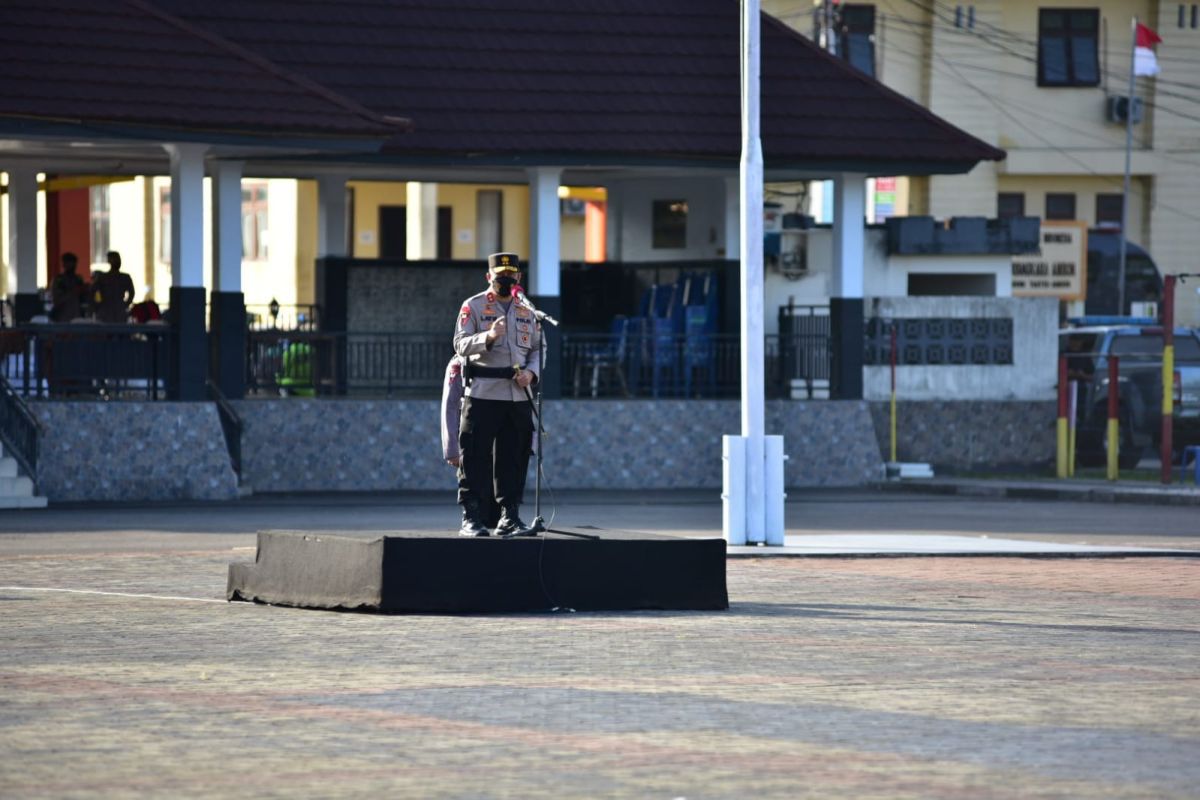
top-left (464, 363), bottom-right (518, 384)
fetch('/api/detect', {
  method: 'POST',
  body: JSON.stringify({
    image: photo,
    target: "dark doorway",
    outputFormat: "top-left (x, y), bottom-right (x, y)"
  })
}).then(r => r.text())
top-left (378, 205), bottom-right (453, 259)
top-left (437, 207), bottom-right (452, 259)
top-left (379, 205), bottom-right (406, 259)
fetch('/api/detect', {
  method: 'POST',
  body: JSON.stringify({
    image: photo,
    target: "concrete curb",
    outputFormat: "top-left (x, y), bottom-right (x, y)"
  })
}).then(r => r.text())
top-left (876, 479), bottom-right (1200, 507)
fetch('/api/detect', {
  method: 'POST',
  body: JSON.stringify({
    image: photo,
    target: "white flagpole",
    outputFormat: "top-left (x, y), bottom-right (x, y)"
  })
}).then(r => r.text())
top-left (739, 0), bottom-right (766, 543)
top-left (1118, 16), bottom-right (1137, 317)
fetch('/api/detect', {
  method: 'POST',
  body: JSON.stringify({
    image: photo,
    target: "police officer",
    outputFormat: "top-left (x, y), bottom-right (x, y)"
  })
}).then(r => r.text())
top-left (453, 253), bottom-right (541, 536)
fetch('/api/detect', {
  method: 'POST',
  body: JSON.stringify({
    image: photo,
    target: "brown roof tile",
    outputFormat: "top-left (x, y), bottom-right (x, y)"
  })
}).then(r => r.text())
top-left (3, 0), bottom-right (1002, 170)
top-left (0, 0), bottom-right (403, 140)
top-left (156, 0), bottom-right (1000, 169)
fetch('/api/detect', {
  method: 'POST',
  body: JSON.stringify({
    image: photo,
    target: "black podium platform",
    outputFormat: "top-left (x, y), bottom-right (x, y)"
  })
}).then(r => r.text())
top-left (227, 530), bottom-right (728, 613)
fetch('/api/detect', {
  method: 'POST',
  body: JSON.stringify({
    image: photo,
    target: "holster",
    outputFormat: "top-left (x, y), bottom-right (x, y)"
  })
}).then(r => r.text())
top-left (463, 361), bottom-right (516, 386)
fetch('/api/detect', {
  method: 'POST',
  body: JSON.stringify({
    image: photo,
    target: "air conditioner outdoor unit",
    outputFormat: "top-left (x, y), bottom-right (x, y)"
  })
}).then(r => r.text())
top-left (1106, 95), bottom-right (1144, 124)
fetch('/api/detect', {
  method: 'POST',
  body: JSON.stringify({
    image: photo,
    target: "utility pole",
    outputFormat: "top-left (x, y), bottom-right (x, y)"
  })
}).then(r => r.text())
top-left (1117, 16), bottom-right (1137, 317)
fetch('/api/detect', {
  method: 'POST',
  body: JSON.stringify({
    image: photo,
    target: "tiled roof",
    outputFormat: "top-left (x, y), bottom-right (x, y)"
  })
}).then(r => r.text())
top-left (0, 0), bottom-right (403, 140)
top-left (156, 0), bottom-right (1003, 170)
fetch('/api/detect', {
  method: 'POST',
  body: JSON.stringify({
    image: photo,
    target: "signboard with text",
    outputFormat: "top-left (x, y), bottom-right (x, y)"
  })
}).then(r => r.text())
top-left (872, 176), bottom-right (896, 223)
top-left (1011, 221), bottom-right (1087, 300)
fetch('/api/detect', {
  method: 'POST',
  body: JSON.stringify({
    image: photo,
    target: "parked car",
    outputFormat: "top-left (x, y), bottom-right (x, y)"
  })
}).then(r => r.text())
top-left (1059, 325), bottom-right (1200, 468)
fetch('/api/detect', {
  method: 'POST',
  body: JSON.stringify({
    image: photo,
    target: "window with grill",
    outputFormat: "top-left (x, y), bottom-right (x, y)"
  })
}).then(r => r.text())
top-left (242, 184), bottom-right (269, 262)
top-left (836, 5), bottom-right (876, 77)
top-left (1038, 8), bottom-right (1100, 87)
top-left (1046, 193), bottom-right (1077, 220)
top-left (89, 185), bottom-right (110, 267)
top-left (1095, 193), bottom-right (1123, 227)
top-left (652, 200), bottom-right (688, 249)
top-left (997, 192), bottom-right (1025, 218)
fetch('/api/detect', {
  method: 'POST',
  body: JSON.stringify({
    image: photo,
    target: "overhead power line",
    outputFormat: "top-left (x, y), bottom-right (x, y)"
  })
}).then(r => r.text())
top-left (926, 51), bottom-right (1200, 226)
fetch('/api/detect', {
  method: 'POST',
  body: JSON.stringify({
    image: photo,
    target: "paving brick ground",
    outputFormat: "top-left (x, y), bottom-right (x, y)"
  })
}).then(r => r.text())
top-left (2, 543), bottom-right (1198, 799)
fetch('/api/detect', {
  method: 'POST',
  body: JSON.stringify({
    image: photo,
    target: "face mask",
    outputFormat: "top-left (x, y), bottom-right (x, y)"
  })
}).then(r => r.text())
top-left (492, 275), bottom-right (517, 297)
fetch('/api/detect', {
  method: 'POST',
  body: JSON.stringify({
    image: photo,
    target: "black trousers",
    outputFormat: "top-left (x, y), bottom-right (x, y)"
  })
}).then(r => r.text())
top-left (457, 396), bottom-right (533, 518)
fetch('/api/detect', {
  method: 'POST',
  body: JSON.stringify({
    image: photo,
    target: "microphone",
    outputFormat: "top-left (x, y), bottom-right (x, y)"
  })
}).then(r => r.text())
top-left (513, 286), bottom-right (559, 327)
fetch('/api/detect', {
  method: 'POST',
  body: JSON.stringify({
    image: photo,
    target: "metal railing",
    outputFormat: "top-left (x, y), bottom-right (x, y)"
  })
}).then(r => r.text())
top-left (0, 324), bottom-right (832, 402)
top-left (246, 331), bottom-right (447, 397)
top-left (0, 324), bottom-right (172, 400)
top-left (0, 373), bottom-right (42, 481)
top-left (562, 332), bottom-right (830, 398)
top-left (207, 380), bottom-right (243, 480)
top-left (246, 330), bottom-right (338, 396)
top-left (242, 329), bottom-right (832, 400)
top-left (246, 304), bottom-right (320, 332)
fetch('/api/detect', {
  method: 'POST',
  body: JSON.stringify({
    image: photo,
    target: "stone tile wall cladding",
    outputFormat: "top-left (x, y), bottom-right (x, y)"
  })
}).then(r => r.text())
top-left (32, 402), bottom-right (239, 502)
top-left (232, 399), bottom-right (883, 493)
top-left (26, 398), bottom-right (1054, 502)
top-left (867, 400), bottom-right (1057, 471)
top-left (348, 264), bottom-right (483, 333)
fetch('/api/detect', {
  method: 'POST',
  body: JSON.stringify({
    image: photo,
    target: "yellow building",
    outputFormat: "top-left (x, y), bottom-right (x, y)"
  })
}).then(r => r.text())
top-left (764, 0), bottom-right (1200, 324)
top-left (2, 177), bottom-right (592, 318)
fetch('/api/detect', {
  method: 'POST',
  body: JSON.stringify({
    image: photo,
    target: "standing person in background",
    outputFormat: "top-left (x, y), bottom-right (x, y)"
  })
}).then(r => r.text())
top-left (441, 353), bottom-right (501, 526)
top-left (91, 251), bottom-right (135, 323)
top-left (50, 252), bottom-right (86, 322)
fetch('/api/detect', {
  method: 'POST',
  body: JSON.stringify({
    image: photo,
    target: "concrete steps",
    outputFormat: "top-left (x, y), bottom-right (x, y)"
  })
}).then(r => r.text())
top-left (0, 447), bottom-right (48, 510)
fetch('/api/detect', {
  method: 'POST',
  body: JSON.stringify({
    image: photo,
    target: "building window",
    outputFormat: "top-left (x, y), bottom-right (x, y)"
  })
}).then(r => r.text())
top-left (242, 183), bottom-right (269, 261)
top-left (1045, 193), bottom-right (1076, 220)
top-left (1096, 193), bottom-right (1123, 228)
top-left (836, 5), bottom-right (876, 77)
top-left (997, 192), bottom-right (1025, 218)
top-left (652, 200), bottom-right (688, 249)
top-left (159, 187), bottom-right (171, 263)
top-left (89, 184), bottom-right (110, 267)
top-left (1038, 9), bottom-right (1100, 87)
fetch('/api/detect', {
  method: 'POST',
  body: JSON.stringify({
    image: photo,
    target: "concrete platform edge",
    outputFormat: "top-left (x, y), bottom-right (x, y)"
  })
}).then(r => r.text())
top-left (876, 479), bottom-right (1200, 507)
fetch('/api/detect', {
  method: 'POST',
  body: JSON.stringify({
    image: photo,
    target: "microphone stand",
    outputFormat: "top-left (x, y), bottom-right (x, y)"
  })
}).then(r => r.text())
top-left (516, 294), bottom-right (597, 541)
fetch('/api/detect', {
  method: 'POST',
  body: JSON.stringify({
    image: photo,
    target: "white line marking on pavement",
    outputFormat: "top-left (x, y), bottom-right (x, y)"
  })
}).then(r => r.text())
top-left (0, 586), bottom-right (227, 604)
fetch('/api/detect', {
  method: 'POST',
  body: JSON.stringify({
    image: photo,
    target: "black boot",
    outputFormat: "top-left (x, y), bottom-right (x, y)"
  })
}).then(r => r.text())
top-left (494, 507), bottom-right (535, 537)
top-left (459, 501), bottom-right (490, 537)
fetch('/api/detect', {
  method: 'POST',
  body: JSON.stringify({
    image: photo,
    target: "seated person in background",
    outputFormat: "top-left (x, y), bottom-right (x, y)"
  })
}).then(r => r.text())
top-left (130, 291), bottom-right (162, 323)
top-left (278, 341), bottom-right (315, 397)
top-left (91, 251), bottom-right (135, 323)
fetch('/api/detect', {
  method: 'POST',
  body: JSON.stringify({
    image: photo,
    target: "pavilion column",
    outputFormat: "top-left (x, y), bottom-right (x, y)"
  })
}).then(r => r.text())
top-left (830, 173), bottom-right (866, 400)
top-left (404, 181), bottom-right (436, 260)
top-left (317, 174), bottom-right (350, 258)
top-left (210, 160), bottom-right (245, 399)
top-left (723, 174), bottom-right (740, 260)
top-left (527, 166), bottom-right (562, 398)
top-left (6, 168), bottom-right (41, 323)
top-left (165, 143), bottom-right (208, 401)
top-left (316, 174), bottom-right (352, 393)
top-left (603, 181), bottom-right (623, 263)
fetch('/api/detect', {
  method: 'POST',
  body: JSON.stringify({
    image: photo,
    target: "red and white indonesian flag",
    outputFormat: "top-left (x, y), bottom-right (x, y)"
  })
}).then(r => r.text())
top-left (1134, 23), bottom-right (1162, 76)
